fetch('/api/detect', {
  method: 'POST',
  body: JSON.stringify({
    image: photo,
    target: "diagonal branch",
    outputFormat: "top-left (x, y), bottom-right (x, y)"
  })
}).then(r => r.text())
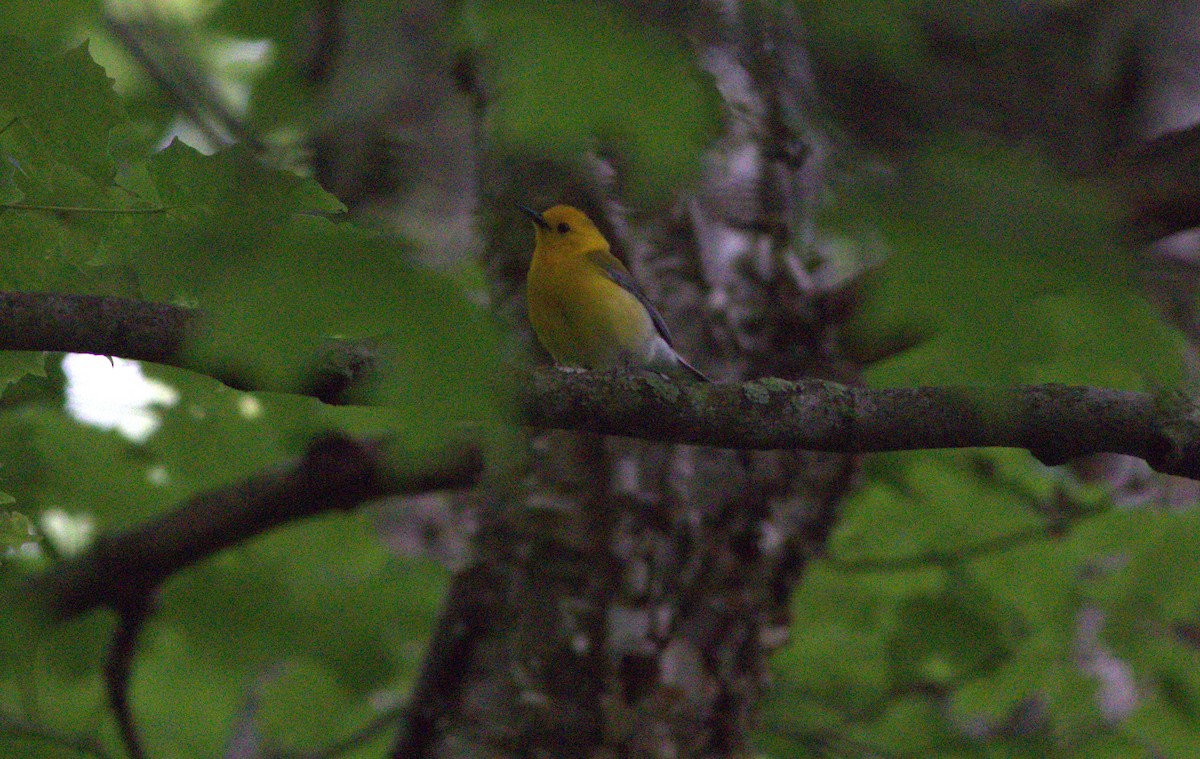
top-left (28, 434), bottom-right (483, 620)
top-left (389, 564), bottom-right (502, 759)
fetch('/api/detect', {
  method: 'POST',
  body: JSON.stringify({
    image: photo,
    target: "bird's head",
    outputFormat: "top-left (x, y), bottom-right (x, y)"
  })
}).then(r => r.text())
top-left (521, 204), bottom-right (609, 259)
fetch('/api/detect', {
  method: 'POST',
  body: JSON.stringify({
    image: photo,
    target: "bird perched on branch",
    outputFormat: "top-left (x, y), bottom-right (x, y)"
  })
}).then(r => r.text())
top-left (521, 204), bottom-right (708, 381)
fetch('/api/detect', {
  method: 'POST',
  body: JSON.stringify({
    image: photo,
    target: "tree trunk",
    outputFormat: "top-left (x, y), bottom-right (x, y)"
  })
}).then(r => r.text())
top-left (379, 3), bottom-right (862, 756)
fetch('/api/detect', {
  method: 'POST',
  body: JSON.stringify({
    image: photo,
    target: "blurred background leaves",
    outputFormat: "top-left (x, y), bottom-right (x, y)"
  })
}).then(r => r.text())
top-left (2, 0), bottom-right (1200, 757)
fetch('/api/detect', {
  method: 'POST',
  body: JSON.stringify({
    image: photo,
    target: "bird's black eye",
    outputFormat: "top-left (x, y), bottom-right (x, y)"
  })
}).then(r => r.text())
top-left (556, 222), bottom-right (571, 234)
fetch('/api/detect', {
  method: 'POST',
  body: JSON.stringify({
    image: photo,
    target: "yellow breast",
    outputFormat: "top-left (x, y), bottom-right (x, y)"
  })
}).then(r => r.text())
top-left (527, 252), bottom-right (654, 369)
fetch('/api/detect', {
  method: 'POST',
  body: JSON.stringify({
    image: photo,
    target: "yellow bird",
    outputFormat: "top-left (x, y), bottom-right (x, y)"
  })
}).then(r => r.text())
top-left (522, 204), bottom-right (708, 381)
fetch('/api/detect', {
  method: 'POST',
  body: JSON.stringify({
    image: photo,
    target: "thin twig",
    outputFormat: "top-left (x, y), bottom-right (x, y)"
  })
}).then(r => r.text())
top-left (103, 596), bottom-right (153, 759)
top-left (102, 13), bottom-right (265, 152)
top-left (0, 710), bottom-right (117, 759)
top-left (823, 503), bottom-right (1106, 573)
top-left (1, 203), bottom-right (170, 214)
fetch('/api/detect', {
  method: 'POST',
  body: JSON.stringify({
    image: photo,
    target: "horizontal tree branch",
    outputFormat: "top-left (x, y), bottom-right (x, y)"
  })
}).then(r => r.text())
top-left (0, 290), bottom-right (195, 363)
top-left (0, 291), bottom-right (374, 402)
top-left (525, 370), bottom-right (1198, 477)
top-left (29, 434), bottom-right (483, 619)
top-left (2, 291), bottom-right (1198, 479)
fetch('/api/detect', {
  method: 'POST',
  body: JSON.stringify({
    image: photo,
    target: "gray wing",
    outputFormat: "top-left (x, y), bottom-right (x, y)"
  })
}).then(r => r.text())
top-left (592, 254), bottom-right (677, 347)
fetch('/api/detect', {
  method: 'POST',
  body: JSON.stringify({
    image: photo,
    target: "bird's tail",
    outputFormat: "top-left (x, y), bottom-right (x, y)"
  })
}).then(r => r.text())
top-left (673, 353), bottom-right (709, 382)
top-left (646, 336), bottom-right (709, 382)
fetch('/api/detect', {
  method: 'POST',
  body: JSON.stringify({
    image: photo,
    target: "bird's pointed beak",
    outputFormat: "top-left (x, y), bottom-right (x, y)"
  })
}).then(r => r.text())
top-left (518, 204), bottom-right (550, 230)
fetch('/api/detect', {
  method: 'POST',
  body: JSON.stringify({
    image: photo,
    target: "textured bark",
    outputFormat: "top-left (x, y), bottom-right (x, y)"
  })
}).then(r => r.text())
top-left (394, 4), bottom-right (858, 757)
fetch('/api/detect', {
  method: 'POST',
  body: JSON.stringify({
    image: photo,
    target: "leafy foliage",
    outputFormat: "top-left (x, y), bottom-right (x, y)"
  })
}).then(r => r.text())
top-left (844, 136), bottom-right (1184, 391)
top-left (762, 20), bottom-right (1195, 748)
top-left (466, 0), bottom-right (720, 208)
top-left (1, 2), bottom-right (1199, 759)
top-left (0, 22), bottom-right (505, 758)
top-left (794, 0), bottom-right (927, 76)
top-left (763, 450), bottom-right (1200, 756)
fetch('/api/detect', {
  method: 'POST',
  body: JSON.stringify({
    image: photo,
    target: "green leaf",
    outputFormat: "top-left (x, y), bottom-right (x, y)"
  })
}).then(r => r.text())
top-left (0, 37), bottom-right (123, 185)
top-left (0, 0), bottom-right (97, 41)
top-left (208, 0), bottom-right (310, 39)
top-left (104, 141), bottom-right (513, 450)
top-left (133, 625), bottom-right (245, 757)
top-left (0, 352), bottom-right (45, 396)
top-left (0, 377), bottom-right (453, 756)
top-left (1088, 511), bottom-right (1200, 628)
top-left (780, 558), bottom-right (939, 714)
top-left (207, 0), bottom-right (318, 133)
top-left (110, 140), bottom-right (342, 301)
top-left (1157, 661), bottom-right (1200, 726)
top-left (473, 0), bottom-right (719, 207)
top-left (256, 658), bottom-right (375, 751)
top-left (141, 520), bottom-right (447, 756)
top-left (851, 694), bottom-right (955, 755)
top-left (850, 136), bottom-right (1186, 391)
top-left (0, 37), bottom-right (152, 299)
top-left (0, 366), bottom-right (301, 533)
top-left (0, 201), bottom-right (111, 292)
top-left (831, 449), bottom-right (1046, 564)
top-left (0, 508), bottom-right (30, 553)
top-left (887, 582), bottom-right (1013, 687)
top-left (795, 0), bottom-right (927, 77)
